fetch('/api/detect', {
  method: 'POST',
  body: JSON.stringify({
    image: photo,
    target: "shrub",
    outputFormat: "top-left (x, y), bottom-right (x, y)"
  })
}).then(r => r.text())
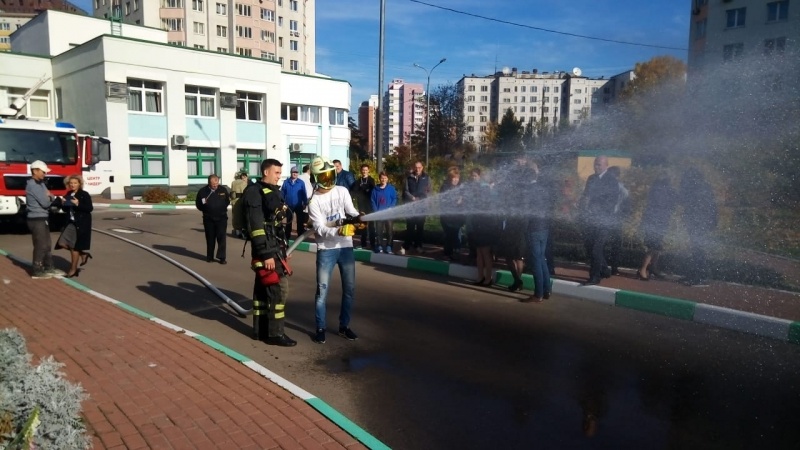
top-left (0, 329), bottom-right (90, 450)
top-left (142, 187), bottom-right (178, 204)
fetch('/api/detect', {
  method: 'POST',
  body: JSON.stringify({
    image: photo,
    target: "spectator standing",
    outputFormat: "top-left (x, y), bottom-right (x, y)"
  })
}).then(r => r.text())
top-left (352, 164), bottom-right (376, 249)
top-left (496, 157), bottom-right (530, 291)
top-left (333, 159), bottom-right (356, 190)
top-left (280, 166), bottom-right (308, 239)
top-left (230, 171), bottom-right (249, 238)
top-left (578, 156), bottom-right (619, 285)
top-left (242, 158), bottom-right (296, 346)
top-left (521, 164), bottom-right (552, 303)
top-left (401, 160), bottom-right (431, 254)
top-left (439, 166), bottom-right (464, 261)
top-left (371, 171), bottom-right (397, 254)
top-left (308, 157), bottom-right (361, 344)
top-left (464, 168), bottom-right (498, 286)
top-left (54, 175), bottom-right (94, 278)
top-left (605, 166), bottom-right (630, 276)
top-left (637, 174), bottom-right (677, 280)
top-left (680, 168), bottom-right (717, 287)
top-left (195, 174), bottom-right (231, 264)
top-left (298, 164), bottom-right (313, 234)
top-left (25, 160), bottom-right (63, 279)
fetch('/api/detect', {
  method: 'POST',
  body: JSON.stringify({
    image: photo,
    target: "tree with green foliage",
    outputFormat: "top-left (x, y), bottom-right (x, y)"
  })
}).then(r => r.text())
top-left (348, 116), bottom-right (367, 161)
top-left (496, 108), bottom-right (523, 152)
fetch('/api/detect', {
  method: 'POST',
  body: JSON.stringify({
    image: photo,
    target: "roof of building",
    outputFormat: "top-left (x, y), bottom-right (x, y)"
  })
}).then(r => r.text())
top-left (0, 0), bottom-right (86, 15)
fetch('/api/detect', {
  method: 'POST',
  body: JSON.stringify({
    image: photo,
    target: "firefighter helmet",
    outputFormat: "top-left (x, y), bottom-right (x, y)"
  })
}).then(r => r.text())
top-left (310, 156), bottom-right (336, 190)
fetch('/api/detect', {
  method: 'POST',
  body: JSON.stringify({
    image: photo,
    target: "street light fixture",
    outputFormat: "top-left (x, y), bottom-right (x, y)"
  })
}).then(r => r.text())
top-left (413, 57), bottom-right (446, 168)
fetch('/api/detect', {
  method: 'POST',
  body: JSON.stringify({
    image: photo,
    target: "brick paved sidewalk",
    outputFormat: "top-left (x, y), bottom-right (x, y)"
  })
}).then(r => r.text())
top-left (0, 257), bottom-right (367, 450)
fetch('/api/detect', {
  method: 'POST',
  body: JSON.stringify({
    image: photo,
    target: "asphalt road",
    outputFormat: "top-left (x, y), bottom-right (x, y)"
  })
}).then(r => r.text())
top-left (2, 209), bottom-right (799, 450)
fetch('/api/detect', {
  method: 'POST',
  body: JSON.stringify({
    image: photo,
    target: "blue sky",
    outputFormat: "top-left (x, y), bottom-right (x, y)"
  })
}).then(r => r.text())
top-left (315, 0), bottom-right (690, 116)
top-left (71, 0), bottom-right (690, 118)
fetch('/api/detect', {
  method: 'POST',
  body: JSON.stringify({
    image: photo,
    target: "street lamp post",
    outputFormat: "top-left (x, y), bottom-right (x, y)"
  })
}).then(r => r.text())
top-left (413, 57), bottom-right (446, 168)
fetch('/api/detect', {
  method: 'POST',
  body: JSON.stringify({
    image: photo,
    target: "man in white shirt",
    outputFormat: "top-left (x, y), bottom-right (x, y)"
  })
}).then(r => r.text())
top-left (307, 156), bottom-right (362, 344)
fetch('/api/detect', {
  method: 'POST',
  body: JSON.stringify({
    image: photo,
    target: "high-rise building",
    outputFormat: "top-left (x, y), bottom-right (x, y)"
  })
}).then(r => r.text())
top-left (687, 0), bottom-right (798, 76)
top-left (93, 0), bottom-right (315, 73)
top-left (382, 78), bottom-right (423, 153)
top-left (358, 94), bottom-right (378, 159)
top-left (458, 68), bottom-right (609, 152)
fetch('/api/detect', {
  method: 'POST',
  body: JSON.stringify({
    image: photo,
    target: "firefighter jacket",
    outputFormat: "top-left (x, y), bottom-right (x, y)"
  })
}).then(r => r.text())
top-left (242, 181), bottom-right (288, 273)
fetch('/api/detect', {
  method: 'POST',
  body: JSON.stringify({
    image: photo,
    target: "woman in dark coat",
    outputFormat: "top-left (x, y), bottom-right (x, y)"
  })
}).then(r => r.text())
top-left (439, 166), bottom-right (464, 261)
top-left (55, 174), bottom-right (93, 277)
top-left (637, 175), bottom-right (677, 280)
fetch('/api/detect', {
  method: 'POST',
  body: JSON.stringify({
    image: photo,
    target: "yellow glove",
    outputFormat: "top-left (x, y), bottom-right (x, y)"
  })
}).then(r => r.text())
top-left (338, 224), bottom-right (356, 236)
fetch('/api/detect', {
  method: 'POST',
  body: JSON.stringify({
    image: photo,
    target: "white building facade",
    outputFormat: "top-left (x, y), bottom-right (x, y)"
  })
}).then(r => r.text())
top-left (3, 10), bottom-right (349, 198)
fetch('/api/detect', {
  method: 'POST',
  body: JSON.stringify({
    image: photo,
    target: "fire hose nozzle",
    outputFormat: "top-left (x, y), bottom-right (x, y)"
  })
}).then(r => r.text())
top-left (334, 215), bottom-right (363, 227)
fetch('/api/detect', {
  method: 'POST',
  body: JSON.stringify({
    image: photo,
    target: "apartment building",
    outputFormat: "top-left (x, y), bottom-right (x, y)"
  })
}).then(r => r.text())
top-left (458, 68), bottom-right (609, 151)
top-left (382, 79), bottom-right (424, 153)
top-left (4, 10), bottom-right (349, 198)
top-left (688, 0), bottom-right (798, 74)
top-left (358, 94), bottom-right (378, 159)
top-left (93, 0), bottom-right (315, 73)
top-left (0, 0), bottom-right (85, 51)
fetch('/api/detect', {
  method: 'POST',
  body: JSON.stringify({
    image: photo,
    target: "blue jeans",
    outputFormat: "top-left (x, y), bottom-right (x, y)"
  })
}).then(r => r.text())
top-left (315, 247), bottom-right (356, 330)
top-left (529, 230), bottom-right (551, 297)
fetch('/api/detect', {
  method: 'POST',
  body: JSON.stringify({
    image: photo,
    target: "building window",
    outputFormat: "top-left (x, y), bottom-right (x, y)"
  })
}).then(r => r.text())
top-left (289, 40), bottom-right (298, 51)
top-left (187, 148), bottom-right (218, 178)
top-left (467, 105), bottom-right (475, 112)
top-left (467, 85), bottom-right (475, 92)
top-left (127, 79), bottom-right (163, 113)
top-left (764, 36), bottom-right (787, 56)
top-left (261, 8), bottom-right (274, 20)
top-left (236, 47), bottom-right (253, 56)
top-left (726, 8), bottom-right (746, 28)
top-left (278, 37), bottom-right (283, 47)
top-left (237, 92), bottom-right (263, 121)
top-left (0, 37), bottom-right (9, 44)
top-left (192, 0), bottom-right (203, 11)
top-left (554, 87), bottom-right (559, 93)
top-left (543, 107), bottom-right (549, 113)
top-left (520, 86), bottom-right (526, 92)
top-left (134, 0), bottom-right (139, 10)
top-left (531, 86), bottom-right (538, 93)
top-left (329, 108), bottom-right (346, 126)
top-left (290, 60), bottom-right (299, 70)
top-left (217, 47), bottom-right (227, 53)
top-left (162, 0), bottom-right (183, 7)
top-left (289, 0), bottom-right (297, 11)
top-left (723, 43), bottom-right (744, 61)
top-left (236, 3), bottom-right (251, 16)
top-left (237, 149), bottom-right (262, 176)
top-left (162, 18), bottom-right (183, 31)
top-left (530, 96), bottom-right (537, 102)
top-left (280, 104), bottom-right (320, 123)
top-left (125, 2), bottom-right (130, 15)
top-left (519, 96), bottom-right (526, 103)
top-left (467, 95), bottom-right (475, 101)
top-left (130, 145), bottom-right (166, 177)
top-left (261, 30), bottom-right (275, 42)
top-left (543, 97), bottom-right (549, 103)
top-left (217, 25), bottom-right (226, 37)
top-left (767, 1), bottom-right (789, 22)
top-left (193, 44), bottom-right (205, 49)
top-left (695, 18), bottom-right (707, 40)
top-left (479, 116), bottom-right (487, 122)
top-left (289, 19), bottom-right (298, 36)
top-left (216, 2), bottom-right (226, 14)
top-left (520, 106), bottom-right (526, 112)
top-left (185, 85), bottom-right (216, 117)
top-left (467, 116), bottom-right (474, 122)
top-left (236, 25), bottom-right (252, 38)
top-left (7, 89), bottom-right (50, 119)
top-left (193, 22), bottom-right (205, 35)
top-left (168, 41), bottom-right (185, 46)
top-left (480, 105), bottom-right (487, 112)
top-left (480, 85), bottom-right (488, 92)
top-left (574, 99), bottom-right (582, 104)
top-left (278, 16), bottom-right (283, 26)
top-left (480, 95), bottom-right (488, 102)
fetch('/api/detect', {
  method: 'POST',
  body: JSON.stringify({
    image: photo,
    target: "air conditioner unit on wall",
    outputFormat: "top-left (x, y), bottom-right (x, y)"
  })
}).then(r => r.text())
top-left (105, 82), bottom-right (128, 101)
top-left (171, 135), bottom-right (189, 147)
top-left (290, 143), bottom-right (302, 152)
top-left (220, 93), bottom-right (238, 109)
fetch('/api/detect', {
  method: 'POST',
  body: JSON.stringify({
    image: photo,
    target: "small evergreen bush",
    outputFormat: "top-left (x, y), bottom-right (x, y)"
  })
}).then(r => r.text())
top-left (0, 329), bottom-right (90, 450)
top-left (142, 187), bottom-right (178, 204)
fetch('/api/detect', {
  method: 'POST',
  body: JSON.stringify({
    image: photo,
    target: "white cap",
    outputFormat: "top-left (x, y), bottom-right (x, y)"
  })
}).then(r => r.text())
top-left (30, 160), bottom-right (51, 173)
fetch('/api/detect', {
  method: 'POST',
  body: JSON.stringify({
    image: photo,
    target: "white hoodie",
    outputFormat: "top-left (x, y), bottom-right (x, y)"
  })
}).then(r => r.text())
top-left (308, 186), bottom-right (360, 250)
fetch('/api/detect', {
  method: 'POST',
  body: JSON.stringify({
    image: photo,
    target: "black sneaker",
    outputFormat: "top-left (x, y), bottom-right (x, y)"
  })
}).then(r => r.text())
top-left (338, 327), bottom-right (358, 341)
top-left (313, 328), bottom-right (326, 344)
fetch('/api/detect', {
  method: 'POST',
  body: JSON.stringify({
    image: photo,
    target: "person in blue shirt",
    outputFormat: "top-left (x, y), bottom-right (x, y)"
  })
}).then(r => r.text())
top-left (280, 166), bottom-right (308, 239)
top-left (370, 171), bottom-right (398, 254)
top-left (333, 159), bottom-right (356, 190)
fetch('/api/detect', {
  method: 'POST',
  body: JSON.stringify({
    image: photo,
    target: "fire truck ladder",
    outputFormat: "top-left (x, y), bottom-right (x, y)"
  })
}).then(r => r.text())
top-left (0, 74), bottom-right (50, 119)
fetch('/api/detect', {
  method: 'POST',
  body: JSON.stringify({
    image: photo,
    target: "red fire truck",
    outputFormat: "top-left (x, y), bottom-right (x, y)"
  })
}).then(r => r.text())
top-left (0, 79), bottom-right (111, 228)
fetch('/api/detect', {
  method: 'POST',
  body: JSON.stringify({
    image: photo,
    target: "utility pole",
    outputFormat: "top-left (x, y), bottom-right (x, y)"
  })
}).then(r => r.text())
top-left (413, 57), bottom-right (446, 168)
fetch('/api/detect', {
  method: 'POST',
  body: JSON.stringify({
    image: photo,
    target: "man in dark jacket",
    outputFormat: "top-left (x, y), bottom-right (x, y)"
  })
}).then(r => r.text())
top-left (333, 159), bottom-right (355, 190)
top-left (195, 174), bottom-right (231, 264)
top-left (401, 160), bottom-right (431, 254)
top-left (242, 158), bottom-right (296, 346)
top-left (352, 164), bottom-right (376, 249)
top-left (280, 166), bottom-right (307, 239)
top-left (579, 156), bottom-right (619, 285)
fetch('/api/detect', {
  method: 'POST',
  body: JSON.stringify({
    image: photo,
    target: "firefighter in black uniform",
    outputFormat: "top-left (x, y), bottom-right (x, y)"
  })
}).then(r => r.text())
top-left (241, 158), bottom-right (297, 347)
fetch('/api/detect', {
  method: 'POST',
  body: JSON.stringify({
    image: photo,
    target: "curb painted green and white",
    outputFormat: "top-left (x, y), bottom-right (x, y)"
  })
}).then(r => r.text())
top-left (292, 241), bottom-right (800, 345)
top-left (0, 249), bottom-right (390, 450)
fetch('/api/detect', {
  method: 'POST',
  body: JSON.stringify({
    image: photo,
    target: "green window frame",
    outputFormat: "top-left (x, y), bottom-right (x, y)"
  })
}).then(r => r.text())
top-left (130, 145), bottom-right (167, 177)
top-left (187, 148), bottom-right (219, 179)
top-left (237, 149), bottom-right (263, 178)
